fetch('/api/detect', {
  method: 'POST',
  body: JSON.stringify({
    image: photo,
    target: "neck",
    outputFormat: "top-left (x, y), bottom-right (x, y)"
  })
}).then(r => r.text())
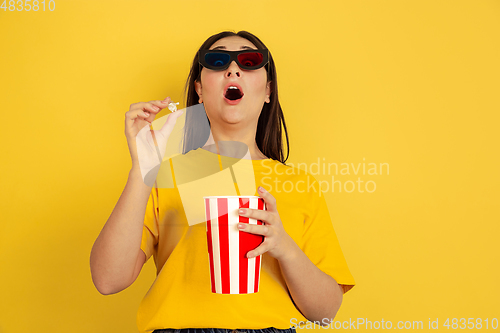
top-left (203, 123), bottom-right (268, 160)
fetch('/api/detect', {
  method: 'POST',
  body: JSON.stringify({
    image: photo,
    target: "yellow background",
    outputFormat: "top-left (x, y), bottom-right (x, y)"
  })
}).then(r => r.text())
top-left (1, 0), bottom-right (499, 332)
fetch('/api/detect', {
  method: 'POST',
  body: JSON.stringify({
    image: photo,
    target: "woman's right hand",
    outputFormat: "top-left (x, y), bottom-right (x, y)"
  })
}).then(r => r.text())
top-left (125, 97), bottom-right (183, 181)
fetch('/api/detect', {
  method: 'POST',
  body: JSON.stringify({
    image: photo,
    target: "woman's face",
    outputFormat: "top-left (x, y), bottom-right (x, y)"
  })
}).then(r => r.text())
top-left (195, 36), bottom-right (271, 129)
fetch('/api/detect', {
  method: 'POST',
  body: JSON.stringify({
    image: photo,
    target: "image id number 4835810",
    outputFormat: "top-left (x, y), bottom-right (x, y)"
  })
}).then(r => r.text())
top-left (1, 0), bottom-right (56, 11)
top-left (441, 318), bottom-right (498, 330)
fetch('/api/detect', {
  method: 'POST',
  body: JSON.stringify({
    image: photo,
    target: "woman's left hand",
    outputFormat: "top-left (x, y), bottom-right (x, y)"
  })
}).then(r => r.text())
top-left (238, 186), bottom-right (296, 262)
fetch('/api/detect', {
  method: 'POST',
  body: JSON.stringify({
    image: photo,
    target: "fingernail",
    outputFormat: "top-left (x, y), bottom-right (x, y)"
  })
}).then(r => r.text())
top-left (258, 186), bottom-right (265, 193)
top-left (239, 209), bottom-right (245, 214)
top-left (238, 223), bottom-right (245, 229)
top-left (152, 106), bottom-right (159, 111)
top-left (143, 112), bottom-right (150, 116)
top-left (161, 100), bottom-right (168, 104)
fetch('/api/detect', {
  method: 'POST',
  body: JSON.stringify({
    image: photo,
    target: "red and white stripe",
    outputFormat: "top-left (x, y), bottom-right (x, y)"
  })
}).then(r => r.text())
top-left (205, 196), bottom-right (265, 294)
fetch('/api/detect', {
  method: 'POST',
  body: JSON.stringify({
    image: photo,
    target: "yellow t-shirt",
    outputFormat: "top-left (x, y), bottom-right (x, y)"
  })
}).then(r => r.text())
top-left (137, 148), bottom-right (355, 333)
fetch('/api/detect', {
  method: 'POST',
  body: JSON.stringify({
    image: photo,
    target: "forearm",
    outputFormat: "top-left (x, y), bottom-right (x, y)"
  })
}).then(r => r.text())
top-left (278, 239), bottom-right (343, 325)
top-left (90, 167), bottom-right (152, 294)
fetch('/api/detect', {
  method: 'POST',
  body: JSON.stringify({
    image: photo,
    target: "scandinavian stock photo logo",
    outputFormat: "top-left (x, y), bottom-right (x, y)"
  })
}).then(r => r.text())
top-left (261, 157), bottom-right (389, 196)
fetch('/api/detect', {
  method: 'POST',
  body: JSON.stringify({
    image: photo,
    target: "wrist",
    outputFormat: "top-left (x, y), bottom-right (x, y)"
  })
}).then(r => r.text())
top-left (279, 236), bottom-right (300, 264)
top-left (128, 167), bottom-right (150, 187)
top-left (129, 166), bottom-right (142, 178)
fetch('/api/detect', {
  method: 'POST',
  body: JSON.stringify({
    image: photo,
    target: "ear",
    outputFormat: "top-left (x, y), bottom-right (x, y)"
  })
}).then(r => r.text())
top-left (195, 80), bottom-right (203, 103)
top-left (265, 81), bottom-right (272, 103)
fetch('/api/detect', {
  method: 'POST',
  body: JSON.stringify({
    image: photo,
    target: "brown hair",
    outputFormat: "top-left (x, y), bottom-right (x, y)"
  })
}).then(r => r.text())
top-left (182, 30), bottom-right (289, 165)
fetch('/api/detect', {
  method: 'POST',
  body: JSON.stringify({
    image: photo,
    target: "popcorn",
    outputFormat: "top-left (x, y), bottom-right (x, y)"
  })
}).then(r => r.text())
top-left (168, 102), bottom-right (180, 112)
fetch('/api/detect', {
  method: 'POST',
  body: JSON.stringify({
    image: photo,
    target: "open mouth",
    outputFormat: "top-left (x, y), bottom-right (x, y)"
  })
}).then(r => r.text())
top-left (224, 86), bottom-right (244, 101)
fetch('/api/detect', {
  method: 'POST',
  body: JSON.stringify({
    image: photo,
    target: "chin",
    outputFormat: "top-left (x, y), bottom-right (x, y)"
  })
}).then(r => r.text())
top-left (221, 113), bottom-right (245, 124)
top-left (219, 106), bottom-right (244, 122)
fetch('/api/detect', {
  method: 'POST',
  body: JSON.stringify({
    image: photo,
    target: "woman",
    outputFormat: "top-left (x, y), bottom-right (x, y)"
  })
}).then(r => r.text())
top-left (181, 30), bottom-right (285, 163)
top-left (90, 30), bottom-right (355, 333)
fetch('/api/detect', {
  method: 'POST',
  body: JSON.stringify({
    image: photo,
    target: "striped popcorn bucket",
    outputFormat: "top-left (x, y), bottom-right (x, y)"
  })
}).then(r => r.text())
top-left (204, 196), bottom-right (266, 294)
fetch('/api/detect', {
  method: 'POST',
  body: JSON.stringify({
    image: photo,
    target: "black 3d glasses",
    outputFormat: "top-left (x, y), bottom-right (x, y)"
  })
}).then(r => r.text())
top-left (198, 49), bottom-right (269, 71)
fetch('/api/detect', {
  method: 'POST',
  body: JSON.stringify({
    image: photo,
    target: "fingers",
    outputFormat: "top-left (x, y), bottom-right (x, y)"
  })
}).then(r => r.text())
top-left (130, 97), bottom-right (172, 115)
top-left (127, 97), bottom-right (173, 124)
top-left (238, 230), bottom-right (270, 259)
top-left (238, 222), bottom-right (269, 236)
top-left (257, 186), bottom-right (277, 212)
top-left (125, 107), bottom-right (153, 124)
top-left (129, 97), bottom-right (170, 110)
top-left (125, 109), bottom-right (151, 127)
top-left (159, 108), bottom-right (184, 136)
top-left (237, 223), bottom-right (268, 258)
top-left (239, 207), bottom-right (272, 224)
top-left (149, 97), bottom-right (172, 111)
top-left (246, 244), bottom-right (266, 259)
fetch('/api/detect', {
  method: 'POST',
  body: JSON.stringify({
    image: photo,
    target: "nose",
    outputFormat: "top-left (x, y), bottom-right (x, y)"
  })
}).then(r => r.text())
top-left (225, 60), bottom-right (241, 77)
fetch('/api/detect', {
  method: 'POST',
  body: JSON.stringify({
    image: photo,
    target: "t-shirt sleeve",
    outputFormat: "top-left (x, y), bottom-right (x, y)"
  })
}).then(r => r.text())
top-left (140, 186), bottom-right (160, 263)
top-left (301, 180), bottom-right (356, 294)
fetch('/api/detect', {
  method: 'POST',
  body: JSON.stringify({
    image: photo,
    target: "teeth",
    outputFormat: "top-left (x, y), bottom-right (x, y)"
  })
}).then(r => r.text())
top-left (228, 86), bottom-right (238, 89)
